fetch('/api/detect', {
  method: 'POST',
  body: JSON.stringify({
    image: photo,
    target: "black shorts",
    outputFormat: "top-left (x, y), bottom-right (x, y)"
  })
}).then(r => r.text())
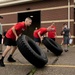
top-left (64, 36), bottom-right (69, 44)
top-left (4, 36), bottom-right (17, 46)
top-left (34, 37), bottom-right (41, 43)
top-left (0, 34), bottom-right (2, 44)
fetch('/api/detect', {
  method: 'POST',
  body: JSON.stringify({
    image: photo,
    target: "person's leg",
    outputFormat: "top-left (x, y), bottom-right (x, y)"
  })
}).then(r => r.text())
top-left (10, 46), bottom-right (17, 55)
top-left (0, 46), bottom-right (11, 67)
top-left (0, 44), bottom-right (2, 52)
top-left (2, 46), bottom-right (11, 57)
top-left (67, 37), bottom-right (70, 49)
top-left (36, 42), bottom-right (40, 45)
top-left (7, 39), bottom-right (17, 62)
top-left (61, 39), bottom-right (63, 46)
top-left (64, 44), bottom-right (68, 52)
top-left (8, 46), bottom-right (17, 62)
top-left (64, 37), bottom-right (68, 52)
top-left (0, 34), bottom-right (2, 52)
top-left (34, 38), bottom-right (40, 45)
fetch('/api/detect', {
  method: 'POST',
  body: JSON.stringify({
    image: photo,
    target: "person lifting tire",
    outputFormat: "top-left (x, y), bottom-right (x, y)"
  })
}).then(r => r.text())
top-left (17, 35), bottom-right (48, 68)
top-left (42, 37), bottom-right (63, 56)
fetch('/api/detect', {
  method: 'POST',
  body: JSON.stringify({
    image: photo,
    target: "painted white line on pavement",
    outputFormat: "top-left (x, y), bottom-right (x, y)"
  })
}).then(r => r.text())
top-left (5, 63), bottom-right (75, 68)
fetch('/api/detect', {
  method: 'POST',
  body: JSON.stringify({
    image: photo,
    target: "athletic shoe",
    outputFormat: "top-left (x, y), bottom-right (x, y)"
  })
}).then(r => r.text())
top-left (0, 60), bottom-right (5, 67)
top-left (7, 57), bottom-right (16, 62)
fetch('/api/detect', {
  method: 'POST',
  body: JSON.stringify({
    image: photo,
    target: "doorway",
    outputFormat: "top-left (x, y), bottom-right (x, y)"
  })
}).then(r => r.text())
top-left (18, 11), bottom-right (41, 39)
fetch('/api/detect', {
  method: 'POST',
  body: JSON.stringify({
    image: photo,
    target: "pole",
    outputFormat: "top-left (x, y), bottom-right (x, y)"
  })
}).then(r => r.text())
top-left (68, 0), bottom-right (70, 28)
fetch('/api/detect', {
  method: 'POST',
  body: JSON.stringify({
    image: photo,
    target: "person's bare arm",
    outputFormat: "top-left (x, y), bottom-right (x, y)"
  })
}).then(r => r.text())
top-left (45, 32), bottom-right (48, 37)
top-left (69, 32), bottom-right (71, 38)
top-left (55, 32), bottom-right (57, 38)
top-left (12, 26), bottom-right (18, 40)
top-left (38, 31), bottom-right (43, 42)
top-left (38, 31), bottom-right (42, 38)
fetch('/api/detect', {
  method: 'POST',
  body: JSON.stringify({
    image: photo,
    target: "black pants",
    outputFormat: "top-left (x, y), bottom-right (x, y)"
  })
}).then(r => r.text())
top-left (0, 34), bottom-right (2, 44)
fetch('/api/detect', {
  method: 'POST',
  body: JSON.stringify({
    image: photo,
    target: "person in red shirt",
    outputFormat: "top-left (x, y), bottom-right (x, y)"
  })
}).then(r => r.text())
top-left (0, 17), bottom-right (32, 67)
top-left (33, 26), bottom-right (52, 45)
top-left (46, 22), bottom-right (56, 41)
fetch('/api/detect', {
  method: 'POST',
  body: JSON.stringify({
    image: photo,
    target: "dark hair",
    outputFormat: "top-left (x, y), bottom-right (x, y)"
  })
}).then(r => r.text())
top-left (0, 16), bottom-right (3, 19)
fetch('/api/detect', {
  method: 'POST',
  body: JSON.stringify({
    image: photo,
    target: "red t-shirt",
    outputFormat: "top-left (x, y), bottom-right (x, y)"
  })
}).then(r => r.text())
top-left (6, 22), bottom-right (26, 40)
top-left (33, 27), bottom-right (47, 38)
top-left (48, 25), bottom-right (56, 38)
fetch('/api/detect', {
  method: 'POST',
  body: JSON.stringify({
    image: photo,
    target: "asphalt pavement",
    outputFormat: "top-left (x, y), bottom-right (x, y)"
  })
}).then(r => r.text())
top-left (0, 45), bottom-right (75, 75)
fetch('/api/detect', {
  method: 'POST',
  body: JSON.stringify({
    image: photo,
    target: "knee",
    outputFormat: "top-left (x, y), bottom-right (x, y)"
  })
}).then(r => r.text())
top-left (6, 46), bottom-right (11, 51)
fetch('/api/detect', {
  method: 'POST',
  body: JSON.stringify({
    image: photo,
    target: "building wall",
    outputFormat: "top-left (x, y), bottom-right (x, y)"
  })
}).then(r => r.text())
top-left (0, 0), bottom-right (74, 44)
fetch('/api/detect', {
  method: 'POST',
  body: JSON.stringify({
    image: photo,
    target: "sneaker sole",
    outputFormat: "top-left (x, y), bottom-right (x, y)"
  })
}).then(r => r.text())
top-left (0, 65), bottom-right (5, 67)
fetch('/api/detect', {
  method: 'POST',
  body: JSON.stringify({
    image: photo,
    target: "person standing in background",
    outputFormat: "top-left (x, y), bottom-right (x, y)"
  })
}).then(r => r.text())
top-left (45, 22), bottom-right (56, 52)
top-left (60, 24), bottom-right (65, 46)
top-left (62, 24), bottom-right (71, 52)
top-left (46, 22), bottom-right (57, 41)
top-left (0, 16), bottom-right (3, 53)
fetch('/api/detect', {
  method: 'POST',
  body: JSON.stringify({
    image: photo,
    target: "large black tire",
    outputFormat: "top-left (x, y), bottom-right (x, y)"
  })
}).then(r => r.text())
top-left (42, 37), bottom-right (63, 56)
top-left (17, 35), bottom-right (48, 68)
